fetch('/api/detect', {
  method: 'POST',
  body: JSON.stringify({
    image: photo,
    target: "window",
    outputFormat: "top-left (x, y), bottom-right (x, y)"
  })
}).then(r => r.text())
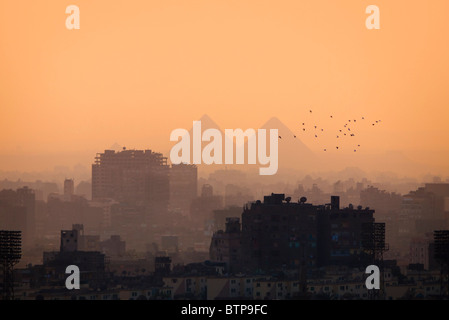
top-left (231, 279), bottom-right (236, 284)
top-left (132, 292), bottom-right (137, 297)
top-left (340, 286), bottom-right (345, 291)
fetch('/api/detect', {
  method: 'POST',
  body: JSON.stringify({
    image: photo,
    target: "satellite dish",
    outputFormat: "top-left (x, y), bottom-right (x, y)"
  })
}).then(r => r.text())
top-left (299, 197), bottom-right (307, 203)
top-left (285, 197), bottom-right (291, 203)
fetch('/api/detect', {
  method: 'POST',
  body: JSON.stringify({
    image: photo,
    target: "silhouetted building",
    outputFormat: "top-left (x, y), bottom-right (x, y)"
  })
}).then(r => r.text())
top-left (46, 195), bottom-right (103, 235)
top-left (240, 194), bottom-right (319, 273)
top-left (101, 235), bottom-right (126, 257)
top-left (400, 183), bottom-right (449, 240)
top-left (155, 256), bottom-right (171, 276)
top-left (409, 235), bottom-right (432, 270)
top-left (211, 194), bottom-right (376, 273)
top-left (322, 202), bottom-right (375, 267)
top-left (209, 218), bottom-right (242, 272)
top-left (92, 149), bottom-right (169, 218)
top-left (43, 226), bottom-right (106, 288)
top-left (60, 228), bottom-right (80, 252)
top-left (0, 187), bottom-right (35, 246)
top-left (169, 164), bottom-right (197, 216)
top-left (213, 206), bottom-right (242, 232)
top-left (63, 178), bottom-right (74, 201)
top-left (360, 186), bottom-right (402, 219)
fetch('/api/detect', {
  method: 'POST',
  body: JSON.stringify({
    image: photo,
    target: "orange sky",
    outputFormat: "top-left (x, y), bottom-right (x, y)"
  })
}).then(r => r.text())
top-left (1, 0), bottom-right (448, 175)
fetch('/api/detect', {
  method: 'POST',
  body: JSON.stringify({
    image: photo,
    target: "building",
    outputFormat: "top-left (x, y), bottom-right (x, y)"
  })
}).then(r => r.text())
top-left (213, 206), bottom-right (242, 232)
top-left (190, 184), bottom-right (223, 227)
top-left (43, 226), bottom-right (106, 288)
top-left (210, 194), bottom-right (376, 274)
top-left (209, 218), bottom-right (242, 273)
top-left (101, 235), bottom-right (126, 257)
top-left (63, 179), bottom-right (74, 201)
top-left (169, 164), bottom-right (197, 216)
top-left (240, 194), bottom-right (319, 273)
top-left (0, 187), bottom-right (35, 246)
top-left (321, 199), bottom-right (375, 267)
top-left (92, 149), bottom-right (169, 218)
top-left (46, 195), bottom-right (103, 235)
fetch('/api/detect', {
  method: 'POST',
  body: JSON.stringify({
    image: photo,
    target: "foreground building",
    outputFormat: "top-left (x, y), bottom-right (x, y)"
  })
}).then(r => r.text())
top-left (210, 194), bottom-right (375, 273)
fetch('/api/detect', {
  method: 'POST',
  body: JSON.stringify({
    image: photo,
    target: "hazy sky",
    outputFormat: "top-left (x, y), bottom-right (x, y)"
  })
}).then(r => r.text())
top-left (1, 1), bottom-right (448, 174)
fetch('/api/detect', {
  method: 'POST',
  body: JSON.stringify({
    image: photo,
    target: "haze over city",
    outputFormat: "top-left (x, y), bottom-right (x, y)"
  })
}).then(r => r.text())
top-left (1, 0), bottom-right (449, 302)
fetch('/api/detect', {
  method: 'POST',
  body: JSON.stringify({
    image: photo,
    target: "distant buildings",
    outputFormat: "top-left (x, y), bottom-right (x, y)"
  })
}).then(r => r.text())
top-left (190, 184), bottom-right (223, 227)
top-left (0, 187), bottom-right (35, 246)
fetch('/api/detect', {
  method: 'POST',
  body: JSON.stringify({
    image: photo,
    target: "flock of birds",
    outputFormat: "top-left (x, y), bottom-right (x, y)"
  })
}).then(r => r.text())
top-left (278, 109), bottom-right (382, 152)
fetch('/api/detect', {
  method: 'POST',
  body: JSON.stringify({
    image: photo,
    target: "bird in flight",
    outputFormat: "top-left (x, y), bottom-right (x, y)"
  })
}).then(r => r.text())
top-left (294, 135), bottom-right (296, 138)
top-left (279, 136), bottom-right (282, 139)
top-left (336, 146), bottom-right (339, 149)
top-left (309, 110), bottom-right (312, 113)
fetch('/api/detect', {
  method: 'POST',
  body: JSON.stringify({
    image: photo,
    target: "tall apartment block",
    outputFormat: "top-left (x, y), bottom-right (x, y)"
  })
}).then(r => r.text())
top-left (92, 149), bottom-right (169, 216)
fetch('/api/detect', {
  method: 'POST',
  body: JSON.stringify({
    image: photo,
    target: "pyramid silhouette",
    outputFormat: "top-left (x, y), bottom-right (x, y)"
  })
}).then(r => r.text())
top-left (259, 117), bottom-right (316, 171)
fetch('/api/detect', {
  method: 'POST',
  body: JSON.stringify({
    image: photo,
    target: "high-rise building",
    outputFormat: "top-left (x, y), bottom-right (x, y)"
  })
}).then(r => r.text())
top-left (169, 164), bottom-right (197, 215)
top-left (92, 149), bottom-right (169, 216)
top-left (63, 178), bottom-right (74, 201)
